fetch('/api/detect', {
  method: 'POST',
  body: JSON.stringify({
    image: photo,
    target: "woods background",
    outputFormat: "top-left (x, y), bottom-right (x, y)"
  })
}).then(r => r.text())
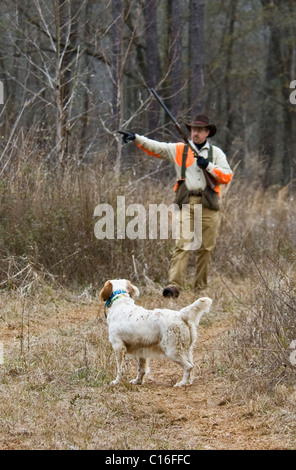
top-left (0, 0), bottom-right (295, 288)
top-left (1, 0), bottom-right (295, 182)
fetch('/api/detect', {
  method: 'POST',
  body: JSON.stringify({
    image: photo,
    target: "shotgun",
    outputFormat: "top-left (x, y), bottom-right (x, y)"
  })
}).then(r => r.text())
top-left (150, 88), bottom-right (217, 191)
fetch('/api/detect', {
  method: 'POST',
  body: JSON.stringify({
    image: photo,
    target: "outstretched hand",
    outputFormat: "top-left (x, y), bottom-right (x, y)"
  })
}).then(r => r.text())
top-left (118, 131), bottom-right (136, 144)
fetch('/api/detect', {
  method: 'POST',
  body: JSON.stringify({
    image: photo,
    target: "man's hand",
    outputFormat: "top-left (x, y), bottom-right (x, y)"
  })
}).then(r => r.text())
top-left (118, 131), bottom-right (135, 144)
top-left (196, 156), bottom-right (210, 169)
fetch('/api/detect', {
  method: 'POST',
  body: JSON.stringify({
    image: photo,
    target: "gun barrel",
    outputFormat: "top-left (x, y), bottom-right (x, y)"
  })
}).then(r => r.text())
top-left (150, 88), bottom-right (177, 125)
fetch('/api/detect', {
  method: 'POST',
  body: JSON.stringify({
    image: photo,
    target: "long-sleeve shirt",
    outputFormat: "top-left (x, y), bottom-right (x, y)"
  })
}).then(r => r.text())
top-left (135, 134), bottom-right (232, 195)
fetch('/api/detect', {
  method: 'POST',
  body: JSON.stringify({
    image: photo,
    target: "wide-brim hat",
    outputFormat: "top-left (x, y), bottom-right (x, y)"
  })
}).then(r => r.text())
top-left (185, 114), bottom-right (217, 137)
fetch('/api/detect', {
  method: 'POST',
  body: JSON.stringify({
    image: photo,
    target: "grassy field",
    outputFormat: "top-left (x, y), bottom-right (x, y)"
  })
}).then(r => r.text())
top-left (0, 156), bottom-right (296, 449)
top-left (0, 277), bottom-right (296, 450)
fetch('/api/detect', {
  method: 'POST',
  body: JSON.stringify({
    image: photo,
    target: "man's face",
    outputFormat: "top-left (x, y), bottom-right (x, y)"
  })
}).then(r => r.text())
top-left (191, 126), bottom-right (210, 145)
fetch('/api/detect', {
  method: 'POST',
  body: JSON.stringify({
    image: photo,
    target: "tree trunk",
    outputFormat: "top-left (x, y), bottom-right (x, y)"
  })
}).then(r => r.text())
top-left (169, 0), bottom-right (183, 121)
top-left (189, 0), bottom-right (205, 116)
top-left (111, 0), bottom-right (124, 175)
top-left (260, 0), bottom-right (287, 187)
top-left (224, 0), bottom-right (238, 154)
top-left (54, 0), bottom-right (80, 165)
top-left (79, 2), bottom-right (91, 158)
top-left (143, 0), bottom-right (160, 137)
top-left (281, 0), bottom-right (296, 193)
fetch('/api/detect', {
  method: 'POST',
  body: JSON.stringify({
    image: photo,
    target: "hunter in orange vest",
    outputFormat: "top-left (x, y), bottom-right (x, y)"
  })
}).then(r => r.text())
top-left (119, 115), bottom-right (232, 298)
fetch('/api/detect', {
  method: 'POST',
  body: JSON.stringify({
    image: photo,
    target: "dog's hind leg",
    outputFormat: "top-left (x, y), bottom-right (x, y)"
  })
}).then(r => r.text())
top-left (165, 351), bottom-right (193, 387)
top-left (130, 357), bottom-right (147, 385)
top-left (111, 343), bottom-right (126, 385)
top-left (173, 358), bottom-right (194, 387)
top-left (162, 329), bottom-right (194, 387)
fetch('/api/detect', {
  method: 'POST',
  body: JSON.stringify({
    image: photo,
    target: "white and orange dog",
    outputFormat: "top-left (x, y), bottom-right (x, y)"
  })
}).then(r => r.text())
top-left (100, 279), bottom-right (212, 387)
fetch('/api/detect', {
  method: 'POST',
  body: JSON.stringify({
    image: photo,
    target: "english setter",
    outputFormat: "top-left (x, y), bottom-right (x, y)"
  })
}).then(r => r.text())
top-left (100, 279), bottom-right (212, 387)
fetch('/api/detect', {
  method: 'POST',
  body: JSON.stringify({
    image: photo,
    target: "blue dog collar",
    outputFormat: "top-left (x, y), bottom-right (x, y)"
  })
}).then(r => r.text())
top-left (104, 290), bottom-right (128, 318)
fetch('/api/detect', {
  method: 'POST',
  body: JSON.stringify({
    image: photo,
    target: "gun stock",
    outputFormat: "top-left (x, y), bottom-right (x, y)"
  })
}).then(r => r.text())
top-left (150, 88), bottom-right (217, 191)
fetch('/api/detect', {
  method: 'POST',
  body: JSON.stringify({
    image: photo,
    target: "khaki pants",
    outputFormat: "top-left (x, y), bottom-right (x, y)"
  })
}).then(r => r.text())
top-left (168, 195), bottom-right (220, 290)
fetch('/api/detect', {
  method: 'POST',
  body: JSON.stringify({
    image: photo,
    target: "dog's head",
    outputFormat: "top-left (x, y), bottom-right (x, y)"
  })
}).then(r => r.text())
top-left (100, 279), bottom-right (140, 302)
top-left (198, 297), bottom-right (212, 311)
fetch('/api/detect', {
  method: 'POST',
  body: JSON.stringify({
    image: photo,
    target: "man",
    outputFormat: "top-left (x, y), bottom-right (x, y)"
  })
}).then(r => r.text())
top-left (119, 115), bottom-right (232, 298)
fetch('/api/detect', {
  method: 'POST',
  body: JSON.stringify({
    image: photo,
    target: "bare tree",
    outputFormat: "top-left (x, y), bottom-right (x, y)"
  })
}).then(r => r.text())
top-left (224, 0), bottom-right (239, 154)
top-left (143, 0), bottom-right (160, 137)
top-left (189, 0), bottom-right (205, 116)
top-left (260, 0), bottom-right (296, 188)
top-left (169, 0), bottom-right (183, 120)
top-left (109, 0), bottom-right (146, 174)
top-left (111, 0), bottom-right (124, 132)
top-left (0, 0), bottom-right (295, 188)
top-left (1, 0), bottom-right (89, 168)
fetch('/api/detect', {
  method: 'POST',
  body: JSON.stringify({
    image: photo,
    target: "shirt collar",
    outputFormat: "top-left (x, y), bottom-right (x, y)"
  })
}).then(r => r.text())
top-left (189, 139), bottom-right (210, 151)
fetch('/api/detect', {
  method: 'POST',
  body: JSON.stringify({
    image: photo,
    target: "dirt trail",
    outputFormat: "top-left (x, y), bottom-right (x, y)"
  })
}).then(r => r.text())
top-left (140, 324), bottom-right (287, 451)
top-left (0, 300), bottom-right (291, 450)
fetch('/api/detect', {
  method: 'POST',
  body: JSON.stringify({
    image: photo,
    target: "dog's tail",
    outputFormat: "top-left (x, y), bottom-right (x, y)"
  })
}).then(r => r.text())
top-left (180, 297), bottom-right (212, 326)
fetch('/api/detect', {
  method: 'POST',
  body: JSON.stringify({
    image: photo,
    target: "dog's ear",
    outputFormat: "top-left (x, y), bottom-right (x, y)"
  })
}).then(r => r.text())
top-left (126, 281), bottom-right (139, 298)
top-left (100, 280), bottom-right (113, 301)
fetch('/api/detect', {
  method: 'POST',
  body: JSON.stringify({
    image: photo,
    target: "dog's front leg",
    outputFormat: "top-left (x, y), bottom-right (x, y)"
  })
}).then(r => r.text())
top-left (111, 346), bottom-right (126, 385)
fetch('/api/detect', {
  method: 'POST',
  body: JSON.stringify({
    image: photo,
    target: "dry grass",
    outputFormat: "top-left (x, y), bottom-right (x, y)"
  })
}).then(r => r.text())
top-left (0, 152), bottom-right (174, 288)
top-left (211, 177), bottom-right (296, 398)
top-left (0, 287), bottom-right (218, 450)
top-left (0, 151), bottom-right (296, 449)
top-left (1, 281), bottom-right (295, 450)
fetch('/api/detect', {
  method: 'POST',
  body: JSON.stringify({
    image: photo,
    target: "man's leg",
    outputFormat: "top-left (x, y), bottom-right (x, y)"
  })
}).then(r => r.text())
top-left (194, 206), bottom-right (220, 290)
top-left (168, 196), bottom-right (202, 290)
top-left (168, 241), bottom-right (190, 291)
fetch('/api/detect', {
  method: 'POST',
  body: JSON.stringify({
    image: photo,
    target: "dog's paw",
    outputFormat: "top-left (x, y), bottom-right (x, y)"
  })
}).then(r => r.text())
top-left (130, 378), bottom-right (143, 385)
top-left (173, 381), bottom-right (186, 388)
top-left (110, 379), bottom-right (120, 386)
